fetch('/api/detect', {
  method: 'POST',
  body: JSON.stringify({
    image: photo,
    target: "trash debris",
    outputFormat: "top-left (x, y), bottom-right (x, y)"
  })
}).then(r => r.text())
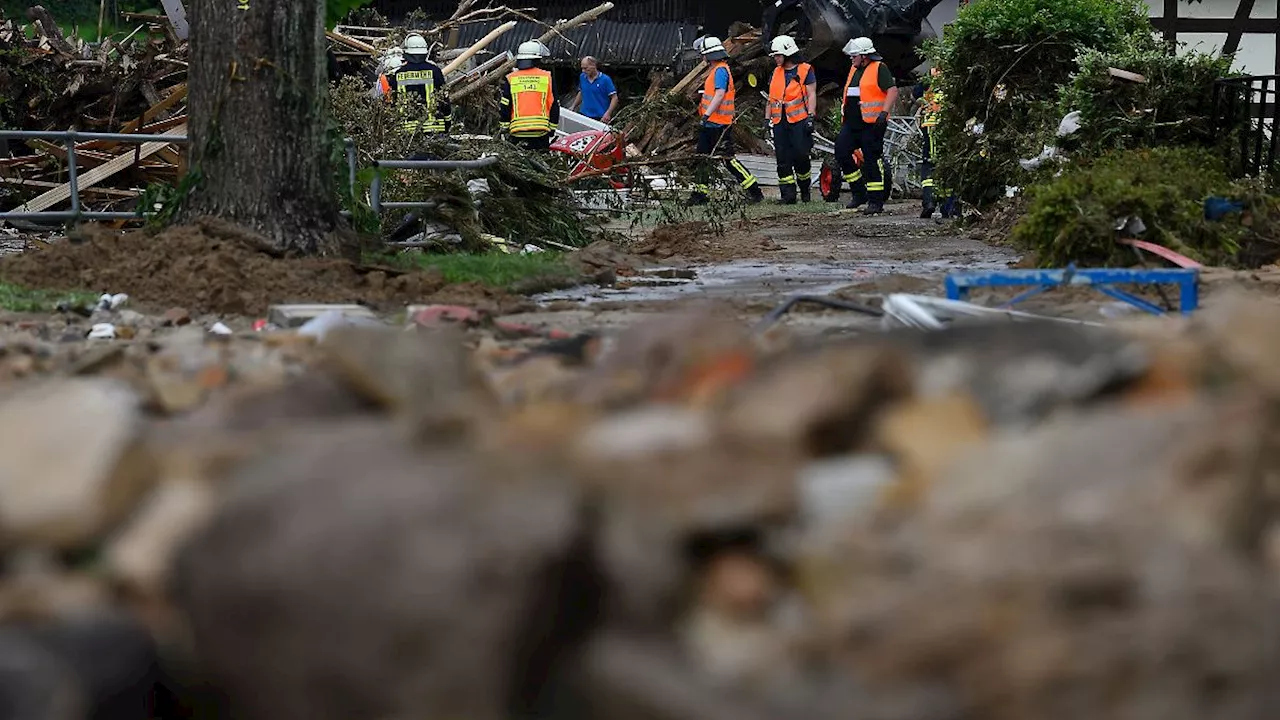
top-left (208, 322), bottom-right (233, 336)
top-left (87, 323), bottom-right (117, 340)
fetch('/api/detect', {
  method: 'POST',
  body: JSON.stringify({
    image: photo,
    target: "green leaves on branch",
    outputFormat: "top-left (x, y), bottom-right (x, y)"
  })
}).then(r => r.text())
top-left (326, 0), bottom-right (374, 29)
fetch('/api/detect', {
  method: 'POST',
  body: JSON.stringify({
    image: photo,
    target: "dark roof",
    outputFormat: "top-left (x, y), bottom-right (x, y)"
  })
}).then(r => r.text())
top-left (373, 0), bottom-right (705, 23)
top-left (453, 19), bottom-right (699, 67)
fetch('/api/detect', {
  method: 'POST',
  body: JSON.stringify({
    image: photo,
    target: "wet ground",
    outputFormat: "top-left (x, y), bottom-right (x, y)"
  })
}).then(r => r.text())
top-left (520, 201), bottom-right (1019, 335)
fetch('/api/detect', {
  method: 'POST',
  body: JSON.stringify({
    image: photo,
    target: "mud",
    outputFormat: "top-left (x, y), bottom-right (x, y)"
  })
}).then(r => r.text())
top-left (630, 221), bottom-right (783, 263)
top-left (0, 223), bottom-right (531, 316)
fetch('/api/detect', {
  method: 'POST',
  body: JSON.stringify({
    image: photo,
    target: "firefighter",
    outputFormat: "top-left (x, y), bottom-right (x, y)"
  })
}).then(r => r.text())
top-left (372, 47), bottom-right (405, 99)
top-left (501, 40), bottom-right (559, 150)
top-left (917, 66), bottom-right (956, 218)
top-left (846, 36), bottom-right (897, 215)
top-left (384, 33), bottom-right (451, 135)
top-left (766, 35), bottom-right (817, 204)
top-left (688, 36), bottom-right (764, 205)
top-left (833, 37), bottom-right (872, 209)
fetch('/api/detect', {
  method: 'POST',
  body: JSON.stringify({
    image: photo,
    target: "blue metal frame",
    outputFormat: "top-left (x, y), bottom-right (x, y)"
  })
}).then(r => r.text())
top-left (945, 266), bottom-right (1199, 316)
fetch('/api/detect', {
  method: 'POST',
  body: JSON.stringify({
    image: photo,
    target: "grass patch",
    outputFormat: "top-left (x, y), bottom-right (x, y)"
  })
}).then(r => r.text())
top-left (0, 282), bottom-right (96, 313)
top-left (372, 251), bottom-right (577, 288)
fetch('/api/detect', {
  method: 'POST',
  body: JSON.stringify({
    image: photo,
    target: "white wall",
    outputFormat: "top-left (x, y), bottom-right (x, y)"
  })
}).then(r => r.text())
top-left (926, 0), bottom-right (1278, 75)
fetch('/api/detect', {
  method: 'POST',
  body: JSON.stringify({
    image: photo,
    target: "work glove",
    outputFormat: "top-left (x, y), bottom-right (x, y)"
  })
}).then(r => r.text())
top-left (876, 111), bottom-right (890, 128)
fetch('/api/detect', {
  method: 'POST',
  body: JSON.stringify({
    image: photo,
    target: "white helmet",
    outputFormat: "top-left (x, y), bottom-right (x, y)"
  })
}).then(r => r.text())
top-left (404, 33), bottom-right (429, 57)
top-left (770, 35), bottom-right (800, 57)
top-left (516, 39), bottom-right (549, 60)
top-left (695, 35), bottom-right (726, 56)
top-left (382, 52), bottom-right (406, 73)
top-left (843, 36), bottom-right (876, 57)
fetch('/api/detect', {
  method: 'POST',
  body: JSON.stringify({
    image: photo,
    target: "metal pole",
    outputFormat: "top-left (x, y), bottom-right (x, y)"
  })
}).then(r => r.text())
top-left (370, 171), bottom-right (382, 215)
top-left (371, 156), bottom-right (499, 170)
top-left (65, 134), bottom-right (80, 220)
top-left (345, 138), bottom-right (357, 203)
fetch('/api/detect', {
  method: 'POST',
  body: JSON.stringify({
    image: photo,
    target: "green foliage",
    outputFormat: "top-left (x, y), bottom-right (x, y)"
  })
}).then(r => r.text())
top-left (1012, 147), bottom-right (1280, 268)
top-left (927, 0), bottom-right (1158, 205)
top-left (326, 0), bottom-right (373, 29)
top-left (138, 168), bottom-right (202, 229)
top-left (0, 281), bottom-right (96, 313)
top-left (1059, 37), bottom-right (1234, 155)
top-left (375, 250), bottom-right (574, 287)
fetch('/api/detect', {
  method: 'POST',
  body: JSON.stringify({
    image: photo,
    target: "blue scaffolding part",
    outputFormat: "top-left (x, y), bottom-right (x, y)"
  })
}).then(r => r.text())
top-left (944, 266), bottom-right (1199, 316)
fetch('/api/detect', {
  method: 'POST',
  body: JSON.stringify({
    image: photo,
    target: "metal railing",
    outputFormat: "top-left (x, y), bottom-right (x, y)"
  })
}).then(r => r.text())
top-left (368, 156), bottom-right (498, 213)
top-left (1, 132), bottom-right (363, 223)
top-left (0, 129), bottom-right (191, 222)
top-left (1, 129), bottom-right (498, 223)
top-left (1212, 75), bottom-right (1278, 180)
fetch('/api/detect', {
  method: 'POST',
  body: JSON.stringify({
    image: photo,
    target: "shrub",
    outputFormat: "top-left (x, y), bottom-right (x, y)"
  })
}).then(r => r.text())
top-left (1012, 147), bottom-right (1280, 268)
top-left (927, 0), bottom-right (1157, 205)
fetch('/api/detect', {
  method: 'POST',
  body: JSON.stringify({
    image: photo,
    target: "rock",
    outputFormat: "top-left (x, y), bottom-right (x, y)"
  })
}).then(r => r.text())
top-left (322, 326), bottom-right (497, 439)
top-left (0, 379), bottom-right (152, 549)
top-left (173, 421), bottom-right (584, 720)
top-left (162, 307), bottom-right (192, 327)
top-left (873, 393), bottom-right (988, 514)
top-left (0, 627), bottom-right (85, 720)
top-left (719, 344), bottom-right (913, 457)
top-left (803, 399), bottom-right (1280, 720)
top-left (115, 309), bottom-right (147, 326)
top-left (1195, 292), bottom-right (1280, 396)
top-left (106, 480), bottom-right (218, 599)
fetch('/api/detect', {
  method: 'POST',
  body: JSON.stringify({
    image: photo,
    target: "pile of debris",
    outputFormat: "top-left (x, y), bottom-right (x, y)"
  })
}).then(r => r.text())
top-left (4, 288), bottom-right (1280, 717)
top-left (0, 7), bottom-right (188, 218)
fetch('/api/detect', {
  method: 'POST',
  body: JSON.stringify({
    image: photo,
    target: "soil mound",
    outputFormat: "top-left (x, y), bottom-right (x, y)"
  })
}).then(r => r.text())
top-left (0, 222), bottom-right (529, 316)
top-left (631, 221), bottom-right (781, 262)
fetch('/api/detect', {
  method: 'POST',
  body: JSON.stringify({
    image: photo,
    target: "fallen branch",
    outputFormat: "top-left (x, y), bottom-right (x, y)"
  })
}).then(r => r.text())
top-left (441, 20), bottom-right (517, 75)
top-left (452, 1), bottom-right (615, 101)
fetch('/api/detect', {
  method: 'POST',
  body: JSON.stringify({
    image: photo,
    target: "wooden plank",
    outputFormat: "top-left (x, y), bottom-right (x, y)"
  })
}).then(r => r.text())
top-left (0, 177), bottom-right (138, 198)
top-left (97, 84), bottom-right (187, 152)
top-left (15, 124), bottom-right (186, 213)
top-left (327, 29), bottom-right (377, 56)
top-left (1107, 67), bottom-right (1148, 83)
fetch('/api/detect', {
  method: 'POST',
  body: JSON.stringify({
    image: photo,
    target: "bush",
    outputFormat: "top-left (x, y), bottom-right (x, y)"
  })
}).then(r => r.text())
top-left (1012, 147), bottom-right (1280, 268)
top-left (927, 0), bottom-right (1156, 205)
top-left (1059, 36), bottom-right (1233, 155)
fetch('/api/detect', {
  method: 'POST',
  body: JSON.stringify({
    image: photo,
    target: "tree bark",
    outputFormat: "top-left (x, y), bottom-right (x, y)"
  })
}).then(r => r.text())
top-left (186, 0), bottom-right (348, 256)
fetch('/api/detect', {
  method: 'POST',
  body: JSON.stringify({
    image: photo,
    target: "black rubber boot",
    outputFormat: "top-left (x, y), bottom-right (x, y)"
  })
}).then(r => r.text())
top-left (862, 201), bottom-right (885, 216)
top-left (920, 187), bottom-right (936, 219)
top-left (778, 183), bottom-right (798, 205)
top-left (798, 181), bottom-right (812, 203)
top-left (746, 185), bottom-right (765, 205)
top-left (845, 186), bottom-right (867, 210)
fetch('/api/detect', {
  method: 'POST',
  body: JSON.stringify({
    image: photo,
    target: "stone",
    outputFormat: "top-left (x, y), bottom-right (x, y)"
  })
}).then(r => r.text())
top-left (873, 393), bottom-right (988, 514)
top-left (0, 379), bottom-right (152, 549)
top-left (0, 627), bottom-right (86, 720)
top-left (267, 304), bottom-right (376, 329)
top-left (161, 307), bottom-right (191, 327)
top-left (106, 480), bottom-right (218, 598)
top-left (322, 326), bottom-right (496, 439)
top-left (172, 420), bottom-right (583, 720)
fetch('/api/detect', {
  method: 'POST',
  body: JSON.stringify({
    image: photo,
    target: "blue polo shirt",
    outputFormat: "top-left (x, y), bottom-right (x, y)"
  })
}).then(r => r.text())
top-left (578, 71), bottom-right (617, 119)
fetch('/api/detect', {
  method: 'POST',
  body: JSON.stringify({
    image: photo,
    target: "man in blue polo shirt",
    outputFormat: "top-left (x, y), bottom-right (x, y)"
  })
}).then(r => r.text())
top-left (571, 56), bottom-right (619, 122)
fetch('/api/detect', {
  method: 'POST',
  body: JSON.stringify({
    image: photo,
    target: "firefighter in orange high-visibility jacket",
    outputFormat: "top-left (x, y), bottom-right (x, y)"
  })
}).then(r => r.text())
top-left (766, 35), bottom-right (818, 204)
top-left (500, 40), bottom-right (560, 150)
top-left (381, 33), bottom-right (451, 135)
top-left (844, 36), bottom-right (898, 215)
top-left (688, 36), bottom-right (764, 205)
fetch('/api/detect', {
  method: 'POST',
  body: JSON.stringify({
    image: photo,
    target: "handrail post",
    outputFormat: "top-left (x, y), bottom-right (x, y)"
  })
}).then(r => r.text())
top-left (65, 132), bottom-right (80, 221)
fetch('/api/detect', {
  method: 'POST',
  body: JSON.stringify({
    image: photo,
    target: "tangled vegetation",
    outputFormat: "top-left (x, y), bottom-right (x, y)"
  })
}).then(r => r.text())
top-left (1012, 147), bottom-right (1280, 268)
top-left (331, 76), bottom-right (601, 253)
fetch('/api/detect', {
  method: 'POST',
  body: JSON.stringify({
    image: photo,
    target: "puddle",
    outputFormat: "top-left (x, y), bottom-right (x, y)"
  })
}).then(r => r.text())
top-left (538, 254), bottom-right (1015, 305)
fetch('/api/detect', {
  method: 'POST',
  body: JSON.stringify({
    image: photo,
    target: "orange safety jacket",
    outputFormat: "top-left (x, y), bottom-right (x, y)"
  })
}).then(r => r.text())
top-left (767, 63), bottom-right (813, 126)
top-left (859, 60), bottom-right (890, 124)
top-left (505, 68), bottom-right (554, 137)
top-left (699, 61), bottom-right (736, 125)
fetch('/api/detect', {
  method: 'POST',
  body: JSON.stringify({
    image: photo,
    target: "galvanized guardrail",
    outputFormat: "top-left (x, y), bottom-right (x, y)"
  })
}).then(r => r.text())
top-left (0, 132), bottom-right (365, 223)
top-left (0, 129), bottom-right (191, 222)
top-left (368, 155), bottom-right (498, 213)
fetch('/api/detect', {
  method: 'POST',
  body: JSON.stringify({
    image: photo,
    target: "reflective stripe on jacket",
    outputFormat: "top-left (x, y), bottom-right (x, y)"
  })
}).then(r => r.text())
top-left (859, 60), bottom-right (889, 124)
top-left (390, 65), bottom-right (448, 133)
top-left (922, 88), bottom-right (944, 128)
top-left (699, 61), bottom-right (736, 125)
top-left (767, 63), bottom-right (812, 125)
top-left (506, 68), bottom-right (554, 137)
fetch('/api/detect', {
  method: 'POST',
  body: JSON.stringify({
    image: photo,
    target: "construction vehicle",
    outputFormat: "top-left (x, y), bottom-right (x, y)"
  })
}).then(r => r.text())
top-left (764, 0), bottom-right (947, 78)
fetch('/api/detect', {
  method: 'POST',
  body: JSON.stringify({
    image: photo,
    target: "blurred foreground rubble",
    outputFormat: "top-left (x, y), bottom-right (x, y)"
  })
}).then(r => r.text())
top-left (4, 293), bottom-right (1280, 718)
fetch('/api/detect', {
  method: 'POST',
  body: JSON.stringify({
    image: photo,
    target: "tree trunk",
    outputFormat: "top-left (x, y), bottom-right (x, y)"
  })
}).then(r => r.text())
top-left (186, 0), bottom-right (348, 256)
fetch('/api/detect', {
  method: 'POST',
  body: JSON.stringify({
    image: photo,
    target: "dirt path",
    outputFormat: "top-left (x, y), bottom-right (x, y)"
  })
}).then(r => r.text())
top-left (512, 201), bottom-right (1019, 335)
